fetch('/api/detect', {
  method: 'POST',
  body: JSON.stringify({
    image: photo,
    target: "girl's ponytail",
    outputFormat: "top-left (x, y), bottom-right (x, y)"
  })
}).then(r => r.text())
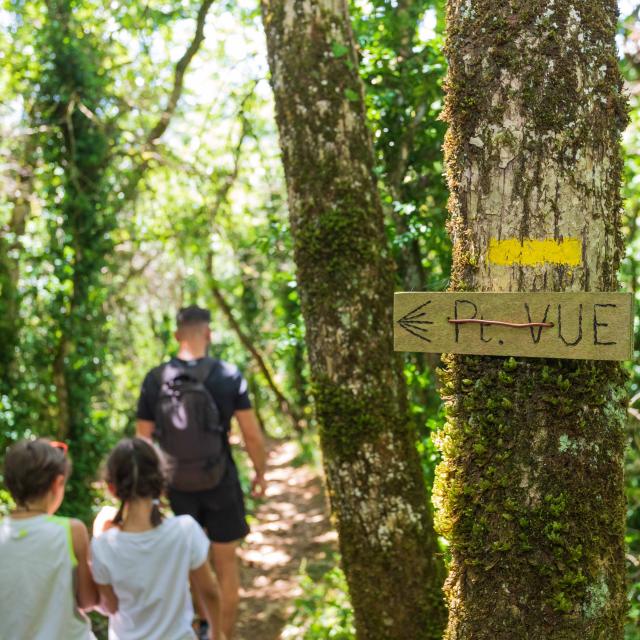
top-left (105, 438), bottom-right (166, 528)
top-left (112, 502), bottom-right (126, 527)
top-left (151, 499), bottom-right (162, 528)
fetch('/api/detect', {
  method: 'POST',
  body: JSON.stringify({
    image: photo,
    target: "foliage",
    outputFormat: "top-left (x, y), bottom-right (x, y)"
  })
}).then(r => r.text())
top-left (353, 0), bottom-right (450, 293)
top-left (352, 0), bottom-right (450, 450)
top-left (619, 6), bottom-right (640, 637)
top-left (282, 558), bottom-right (355, 640)
top-left (0, 0), bottom-right (123, 521)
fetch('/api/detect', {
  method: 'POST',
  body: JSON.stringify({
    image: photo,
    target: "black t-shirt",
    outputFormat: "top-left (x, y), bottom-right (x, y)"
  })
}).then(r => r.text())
top-left (136, 356), bottom-right (252, 487)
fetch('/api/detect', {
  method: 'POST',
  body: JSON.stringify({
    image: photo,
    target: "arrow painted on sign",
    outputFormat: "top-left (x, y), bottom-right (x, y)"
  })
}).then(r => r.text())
top-left (397, 300), bottom-right (433, 342)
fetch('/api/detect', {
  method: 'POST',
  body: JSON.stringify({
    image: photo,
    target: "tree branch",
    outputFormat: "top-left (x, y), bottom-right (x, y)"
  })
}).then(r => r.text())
top-left (387, 101), bottom-right (427, 199)
top-left (209, 279), bottom-right (304, 433)
top-left (118, 0), bottom-right (217, 203)
top-left (203, 96), bottom-right (304, 433)
top-left (145, 0), bottom-right (216, 145)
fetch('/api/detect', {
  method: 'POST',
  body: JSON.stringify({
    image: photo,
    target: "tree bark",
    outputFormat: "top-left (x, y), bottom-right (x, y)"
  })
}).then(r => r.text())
top-left (260, 2), bottom-right (446, 638)
top-left (0, 160), bottom-right (32, 377)
top-left (436, 1), bottom-right (628, 638)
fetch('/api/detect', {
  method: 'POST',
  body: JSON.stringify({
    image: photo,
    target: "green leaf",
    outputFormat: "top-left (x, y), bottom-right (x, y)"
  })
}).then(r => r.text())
top-left (344, 88), bottom-right (359, 102)
top-left (331, 42), bottom-right (349, 58)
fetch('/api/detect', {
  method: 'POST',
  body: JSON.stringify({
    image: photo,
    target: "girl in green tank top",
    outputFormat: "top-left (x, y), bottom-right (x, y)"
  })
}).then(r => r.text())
top-left (0, 438), bottom-right (99, 640)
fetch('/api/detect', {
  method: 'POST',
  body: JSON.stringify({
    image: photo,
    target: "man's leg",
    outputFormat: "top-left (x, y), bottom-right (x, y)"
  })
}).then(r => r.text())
top-left (202, 482), bottom-right (250, 639)
top-left (211, 541), bottom-right (241, 639)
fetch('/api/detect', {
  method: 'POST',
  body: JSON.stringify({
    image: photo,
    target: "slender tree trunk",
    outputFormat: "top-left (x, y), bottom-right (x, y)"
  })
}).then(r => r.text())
top-left (28, 0), bottom-right (216, 519)
top-left (0, 161), bottom-right (32, 378)
top-left (435, 1), bottom-right (628, 638)
top-left (261, 2), bottom-right (446, 638)
top-left (32, 1), bottom-right (116, 519)
top-left (209, 279), bottom-right (304, 433)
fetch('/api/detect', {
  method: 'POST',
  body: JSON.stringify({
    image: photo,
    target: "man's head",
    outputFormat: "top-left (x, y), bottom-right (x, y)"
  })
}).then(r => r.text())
top-left (175, 305), bottom-right (211, 346)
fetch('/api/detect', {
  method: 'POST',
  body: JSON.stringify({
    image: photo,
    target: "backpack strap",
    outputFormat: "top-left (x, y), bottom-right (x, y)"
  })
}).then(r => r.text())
top-left (151, 362), bottom-right (169, 388)
top-left (188, 357), bottom-right (217, 384)
top-left (152, 358), bottom-right (216, 387)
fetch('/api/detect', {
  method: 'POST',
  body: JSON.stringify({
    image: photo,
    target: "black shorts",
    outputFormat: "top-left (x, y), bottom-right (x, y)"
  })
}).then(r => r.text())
top-left (168, 482), bottom-right (250, 543)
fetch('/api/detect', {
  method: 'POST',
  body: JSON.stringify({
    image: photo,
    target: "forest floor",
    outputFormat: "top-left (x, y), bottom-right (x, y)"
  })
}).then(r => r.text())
top-left (235, 439), bottom-right (337, 640)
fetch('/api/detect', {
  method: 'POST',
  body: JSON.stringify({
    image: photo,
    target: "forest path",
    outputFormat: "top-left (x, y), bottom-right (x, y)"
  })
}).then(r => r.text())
top-left (235, 440), bottom-right (337, 640)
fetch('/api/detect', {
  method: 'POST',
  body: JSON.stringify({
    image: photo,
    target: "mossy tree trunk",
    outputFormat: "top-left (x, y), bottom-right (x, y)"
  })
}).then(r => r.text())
top-left (34, 0), bottom-right (116, 520)
top-left (0, 159), bottom-right (32, 379)
top-left (435, 1), bottom-right (628, 638)
top-left (260, 1), bottom-right (446, 638)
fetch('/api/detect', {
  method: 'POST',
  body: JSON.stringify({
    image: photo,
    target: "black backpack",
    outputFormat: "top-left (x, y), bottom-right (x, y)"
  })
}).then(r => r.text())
top-left (153, 358), bottom-right (227, 491)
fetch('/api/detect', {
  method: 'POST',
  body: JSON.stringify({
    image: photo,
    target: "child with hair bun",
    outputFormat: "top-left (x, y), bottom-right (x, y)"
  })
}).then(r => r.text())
top-left (0, 438), bottom-right (98, 640)
top-left (92, 437), bottom-right (224, 640)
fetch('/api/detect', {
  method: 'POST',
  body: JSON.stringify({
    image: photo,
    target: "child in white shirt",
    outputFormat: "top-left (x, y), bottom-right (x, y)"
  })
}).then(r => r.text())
top-left (91, 437), bottom-right (224, 640)
top-left (0, 438), bottom-right (97, 640)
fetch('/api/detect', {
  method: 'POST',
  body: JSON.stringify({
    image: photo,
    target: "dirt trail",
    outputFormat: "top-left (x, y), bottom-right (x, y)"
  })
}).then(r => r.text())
top-left (235, 440), bottom-right (337, 640)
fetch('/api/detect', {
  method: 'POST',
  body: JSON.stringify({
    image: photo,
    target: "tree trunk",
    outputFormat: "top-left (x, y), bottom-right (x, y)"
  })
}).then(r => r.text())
top-left (436, 1), bottom-right (628, 638)
top-left (0, 161), bottom-right (32, 378)
top-left (260, 2), bottom-right (446, 638)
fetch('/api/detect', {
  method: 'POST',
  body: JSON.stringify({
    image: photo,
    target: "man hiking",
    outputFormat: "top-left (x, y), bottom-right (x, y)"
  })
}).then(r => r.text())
top-left (136, 305), bottom-right (267, 640)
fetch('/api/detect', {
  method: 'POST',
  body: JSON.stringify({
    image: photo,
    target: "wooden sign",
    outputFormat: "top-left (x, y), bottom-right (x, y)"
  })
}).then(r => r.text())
top-left (394, 292), bottom-right (634, 361)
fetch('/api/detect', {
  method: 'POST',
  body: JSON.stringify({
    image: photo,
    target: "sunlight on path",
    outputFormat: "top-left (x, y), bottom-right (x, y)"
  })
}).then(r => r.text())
top-left (235, 440), bottom-right (337, 640)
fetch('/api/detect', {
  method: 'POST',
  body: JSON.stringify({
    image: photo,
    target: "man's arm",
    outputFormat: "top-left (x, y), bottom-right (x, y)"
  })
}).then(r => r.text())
top-left (234, 409), bottom-right (267, 497)
top-left (136, 369), bottom-right (159, 441)
top-left (136, 419), bottom-right (155, 441)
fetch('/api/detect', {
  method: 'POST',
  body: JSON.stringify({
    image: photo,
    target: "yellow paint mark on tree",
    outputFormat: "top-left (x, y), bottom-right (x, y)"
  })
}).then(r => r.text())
top-left (488, 238), bottom-right (582, 266)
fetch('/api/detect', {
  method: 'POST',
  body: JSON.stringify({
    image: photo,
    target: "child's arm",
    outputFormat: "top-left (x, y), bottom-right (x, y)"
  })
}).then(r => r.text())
top-left (88, 527), bottom-right (119, 616)
top-left (95, 583), bottom-right (119, 615)
top-left (189, 562), bottom-right (224, 640)
top-left (70, 519), bottom-right (99, 610)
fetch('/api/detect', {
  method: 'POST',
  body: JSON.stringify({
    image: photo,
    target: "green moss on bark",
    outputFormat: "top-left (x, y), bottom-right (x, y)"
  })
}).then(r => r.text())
top-left (434, 355), bottom-right (626, 638)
